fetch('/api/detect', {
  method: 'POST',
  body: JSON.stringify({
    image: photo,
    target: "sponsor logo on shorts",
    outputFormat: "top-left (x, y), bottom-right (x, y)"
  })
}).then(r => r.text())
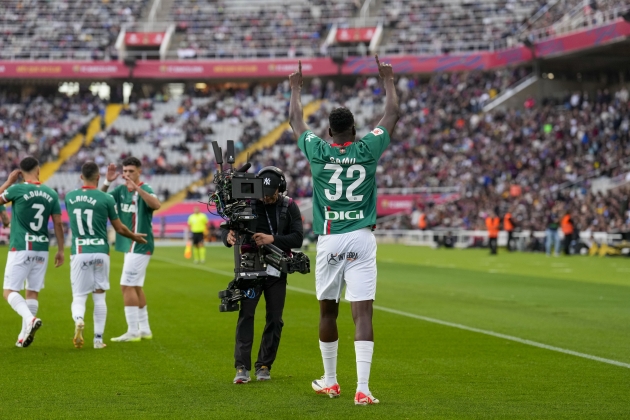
top-left (25, 256), bottom-right (46, 264)
top-left (81, 258), bottom-right (104, 270)
top-left (327, 252), bottom-right (359, 265)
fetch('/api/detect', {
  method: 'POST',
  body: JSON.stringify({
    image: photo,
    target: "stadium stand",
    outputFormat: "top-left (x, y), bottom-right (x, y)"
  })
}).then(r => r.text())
top-left (48, 84), bottom-right (313, 200)
top-left (0, 0), bottom-right (148, 60)
top-left (250, 72), bottom-right (630, 234)
top-left (171, 0), bottom-right (362, 59)
top-left (0, 91), bottom-right (105, 179)
top-left (380, 0), bottom-right (543, 54)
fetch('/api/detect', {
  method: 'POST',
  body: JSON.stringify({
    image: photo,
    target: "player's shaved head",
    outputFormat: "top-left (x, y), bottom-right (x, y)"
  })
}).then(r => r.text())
top-left (19, 157), bottom-right (39, 173)
top-left (81, 161), bottom-right (100, 181)
top-left (329, 107), bottom-right (355, 135)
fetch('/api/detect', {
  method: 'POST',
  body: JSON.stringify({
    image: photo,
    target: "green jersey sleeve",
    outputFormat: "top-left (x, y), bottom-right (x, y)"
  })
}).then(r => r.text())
top-left (360, 126), bottom-right (391, 160)
top-left (0, 204), bottom-right (5, 212)
top-left (107, 195), bottom-right (119, 221)
top-left (1, 184), bottom-right (17, 203)
top-left (298, 130), bottom-right (326, 162)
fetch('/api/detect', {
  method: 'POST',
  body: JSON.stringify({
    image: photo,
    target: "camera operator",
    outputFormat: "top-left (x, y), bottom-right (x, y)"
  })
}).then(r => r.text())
top-left (221, 166), bottom-right (304, 384)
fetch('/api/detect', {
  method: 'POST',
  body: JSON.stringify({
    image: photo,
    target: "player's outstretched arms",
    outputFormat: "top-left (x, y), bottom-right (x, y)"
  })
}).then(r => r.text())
top-left (111, 219), bottom-right (148, 244)
top-left (52, 214), bottom-right (65, 267)
top-left (288, 60), bottom-right (310, 139)
top-left (375, 54), bottom-right (401, 137)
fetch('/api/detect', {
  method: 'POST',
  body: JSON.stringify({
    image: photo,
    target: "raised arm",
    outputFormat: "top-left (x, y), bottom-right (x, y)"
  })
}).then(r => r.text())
top-left (101, 163), bottom-right (119, 192)
top-left (289, 60), bottom-right (310, 139)
top-left (0, 170), bottom-right (22, 203)
top-left (375, 55), bottom-right (400, 136)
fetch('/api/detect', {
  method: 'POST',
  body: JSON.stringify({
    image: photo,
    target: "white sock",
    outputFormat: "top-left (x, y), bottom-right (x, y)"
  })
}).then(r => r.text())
top-left (93, 293), bottom-right (107, 341)
top-left (138, 305), bottom-right (151, 332)
top-left (71, 294), bottom-right (88, 323)
top-left (8, 292), bottom-right (34, 321)
top-left (355, 341), bottom-right (374, 394)
top-left (124, 306), bottom-right (140, 334)
top-left (21, 299), bottom-right (39, 337)
top-left (319, 340), bottom-right (338, 387)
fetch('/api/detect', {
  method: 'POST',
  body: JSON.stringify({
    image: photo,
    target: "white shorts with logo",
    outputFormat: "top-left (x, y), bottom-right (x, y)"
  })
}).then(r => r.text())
top-left (71, 253), bottom-right (110, 296)
top-left (315, 228), bottom-right (377, 302)
top-left (120, 253), bottom-right (151, 287)
top-left (3, 251), bottom-right (49, 292)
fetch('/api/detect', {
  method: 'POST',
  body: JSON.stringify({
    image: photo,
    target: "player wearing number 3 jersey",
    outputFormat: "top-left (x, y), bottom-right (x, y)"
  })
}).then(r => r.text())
top-left (290, 55), bottom-right (400, 405)
top-left (0, 157), bottom-right (66, 348)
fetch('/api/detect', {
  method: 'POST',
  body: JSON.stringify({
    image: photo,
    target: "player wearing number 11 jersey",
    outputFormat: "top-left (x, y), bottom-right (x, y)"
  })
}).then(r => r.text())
top-left (289, 56), bottom-right (400, 405)
top-left (65, 162), bottom-right (147, 349)
top-left (0, 157), bottom-right (66, 348)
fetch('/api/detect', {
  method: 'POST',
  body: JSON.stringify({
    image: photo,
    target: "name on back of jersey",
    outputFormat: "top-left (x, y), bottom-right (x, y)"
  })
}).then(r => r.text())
top-left (68, 195), bottom-right (97, 206)
top-left (23, 190), bottom-right (54, 202)
top-left (329, 157), bottom-right (357, 165)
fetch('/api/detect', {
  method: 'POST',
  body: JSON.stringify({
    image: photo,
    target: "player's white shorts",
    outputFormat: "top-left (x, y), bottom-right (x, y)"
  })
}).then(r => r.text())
top-left (315, 228), bottom-right (377, 302)
top-left (120, 253), bottom-right (151, 287)
top-left (3, 250), bottom-right (49, 292)
top-left (70, 253), bottom-right (110, 296)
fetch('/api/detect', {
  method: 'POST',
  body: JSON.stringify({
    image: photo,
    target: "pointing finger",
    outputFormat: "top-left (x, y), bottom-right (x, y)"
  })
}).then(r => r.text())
top-left (375, 54), bottom-right (380, 67)
top-left (298, 60), bottom-right (302, 74)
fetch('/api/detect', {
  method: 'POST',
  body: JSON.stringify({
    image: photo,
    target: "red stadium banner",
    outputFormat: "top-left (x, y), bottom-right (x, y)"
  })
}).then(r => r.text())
top-left (0, 61), bottom-right (128, 78)
top-left (377, 193), bottom-right (460, 216)
top-left (336, 27), bottom-right (376, 43)
top-left (125, 32), bottom-right (165, 47)
top-left (132, 58), bottom-right (339, 78)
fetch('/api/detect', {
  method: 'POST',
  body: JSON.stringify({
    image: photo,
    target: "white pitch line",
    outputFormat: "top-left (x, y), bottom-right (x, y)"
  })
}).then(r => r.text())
top-left (153, 255), bottom-right (630, 370)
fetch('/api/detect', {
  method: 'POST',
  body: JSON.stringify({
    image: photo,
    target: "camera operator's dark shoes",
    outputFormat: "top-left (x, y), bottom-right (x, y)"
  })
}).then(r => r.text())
top-left (256, 366), bottom-right (271, 381)
top-left (233, 366), bottom-right (251, 384)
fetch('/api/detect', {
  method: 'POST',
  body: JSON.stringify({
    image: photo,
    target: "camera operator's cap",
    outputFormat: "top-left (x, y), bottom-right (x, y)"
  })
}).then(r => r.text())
top-left (262, 172), bottom-right (282, 196)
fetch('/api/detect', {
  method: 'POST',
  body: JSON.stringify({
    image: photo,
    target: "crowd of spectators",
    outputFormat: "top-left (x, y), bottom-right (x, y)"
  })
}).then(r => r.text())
top-left (0, 0), bottom-right (147, 60)
top-left (172, 0), bottom-right (361, 59)
top-left (523, 0), bottom-right (630, 42)
top-left (0, 90), bottom-right (105, 180)
top-left (248, 69), bottom-right (630, 234)
top-left (381, 0), bottom-right (544, 54)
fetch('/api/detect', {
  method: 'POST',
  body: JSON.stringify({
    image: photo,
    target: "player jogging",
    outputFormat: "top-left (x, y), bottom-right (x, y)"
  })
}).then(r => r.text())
top-left (289, 56), bottom-right (400, 405)
top-left (0, 157), bottom-right (65, 348)
top-left (188, 206), bottom-right (208, 264)
top-left (66, 162), bottom-right (147, 349)
top-left (102, 157), bottom-right (161, 342)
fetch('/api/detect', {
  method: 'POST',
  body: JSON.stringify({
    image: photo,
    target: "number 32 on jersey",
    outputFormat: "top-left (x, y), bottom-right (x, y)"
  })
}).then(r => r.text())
top-left (324, 163), bottom-right (366, 202)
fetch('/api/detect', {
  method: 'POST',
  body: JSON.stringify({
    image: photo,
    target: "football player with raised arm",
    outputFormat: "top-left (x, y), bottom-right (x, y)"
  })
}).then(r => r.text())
top-left (66, 162), bottom-right (147, 349)
top-left (289, 56), bottom-right (400, 405)
top-left (101, 157), bottom-right (161, 342)
top-left (0, 157), bottom-right (65, 348)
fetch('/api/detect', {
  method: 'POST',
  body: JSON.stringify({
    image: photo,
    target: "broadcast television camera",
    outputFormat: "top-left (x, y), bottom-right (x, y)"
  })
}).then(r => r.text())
top-left (208, 140), bottom-right (310, 312)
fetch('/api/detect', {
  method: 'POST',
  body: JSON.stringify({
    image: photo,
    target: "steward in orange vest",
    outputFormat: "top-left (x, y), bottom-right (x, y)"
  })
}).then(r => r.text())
top-left (485, 214), bottom-right (500, 254)
top-left (561, 213), bottom-right (574, 255)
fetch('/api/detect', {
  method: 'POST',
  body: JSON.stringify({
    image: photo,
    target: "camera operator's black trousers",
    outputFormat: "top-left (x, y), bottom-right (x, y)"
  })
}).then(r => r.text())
top-left (234, 275), bottom-right (286, 371)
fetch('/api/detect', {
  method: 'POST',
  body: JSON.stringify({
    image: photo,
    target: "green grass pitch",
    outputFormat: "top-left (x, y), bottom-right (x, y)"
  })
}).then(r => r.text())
top-left (1, 245), bottom-right (629, 419)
